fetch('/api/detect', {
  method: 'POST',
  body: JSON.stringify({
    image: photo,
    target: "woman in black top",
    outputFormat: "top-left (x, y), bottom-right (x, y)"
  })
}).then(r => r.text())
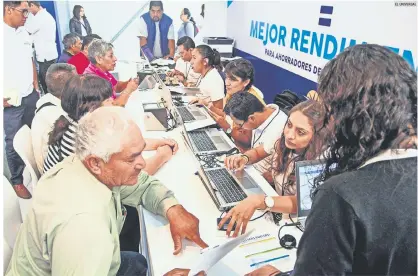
top-left (69, 5), bottom-right (92, 38)
top-left (247, 44), bottom-right (417, 275)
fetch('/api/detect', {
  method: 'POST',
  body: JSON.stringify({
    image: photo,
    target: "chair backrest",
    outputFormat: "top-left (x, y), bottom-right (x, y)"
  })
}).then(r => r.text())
top-left (13, 125), bottom-right (40, 189)
top-left (3, 176), bottom-right (23, 272)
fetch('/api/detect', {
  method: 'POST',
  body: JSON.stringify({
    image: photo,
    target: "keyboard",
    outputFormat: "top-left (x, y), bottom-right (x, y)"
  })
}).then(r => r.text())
top-left (206, 168), bottom-right (247, 203)
top-left (189, 131), bottom-right (217, 151)
top-left (177, 106), bottom-right (195, 121)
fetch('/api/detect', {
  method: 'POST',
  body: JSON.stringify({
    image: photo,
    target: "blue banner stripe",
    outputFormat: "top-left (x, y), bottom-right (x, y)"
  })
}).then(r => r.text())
top-left (318, 18), bottom-right (332, 27)
top-left (227, 0), bottom-right (233, 8)
top-left (320, 5), bottom-right (333, 14)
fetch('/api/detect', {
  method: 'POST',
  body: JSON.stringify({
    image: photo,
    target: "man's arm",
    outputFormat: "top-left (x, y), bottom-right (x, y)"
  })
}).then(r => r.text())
top-left (166, 24), bottom-right (175, 58)
top-left (138, 17), bottom-right (148, 48)
top-left (292, 188), bottom-right (357, 275)
top-left (120, 171), bottom-right (178, 217)
top-left (168, 40), bottom-right (175, 58)
top-left (51, 214), bottom-right (114, 275)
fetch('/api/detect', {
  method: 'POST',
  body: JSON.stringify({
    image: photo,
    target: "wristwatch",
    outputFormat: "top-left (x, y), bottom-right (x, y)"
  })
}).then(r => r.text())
top-left (264, 196), bottom-right (274, 211)
top-left (225, 127), bottom-right (232, 134)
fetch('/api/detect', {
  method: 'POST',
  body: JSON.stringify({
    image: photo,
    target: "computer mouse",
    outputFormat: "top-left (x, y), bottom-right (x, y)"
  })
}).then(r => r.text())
top-left (217, 217), bottom-right (237, 231)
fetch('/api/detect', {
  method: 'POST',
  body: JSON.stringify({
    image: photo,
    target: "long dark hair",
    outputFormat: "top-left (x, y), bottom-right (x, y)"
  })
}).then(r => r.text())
top-left (183, 8), bottom-right (196, 25)
top-left (313, 44), bottom-right (417, 193)
top-left (225, 59), bottom-right (255, 91)
top-left (73, 5), bottom-right (85, 20)
top-left (272, 100), bottom-right (326, 193)
top-left (48, 74), bottom-right (112, 145)
top-left (195, 44), bottom-right (222, 72)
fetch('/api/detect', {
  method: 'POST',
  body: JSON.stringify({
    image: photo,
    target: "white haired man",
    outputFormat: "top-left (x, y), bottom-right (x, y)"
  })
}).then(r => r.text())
top-left (6, 106), bottom-right (208, 275)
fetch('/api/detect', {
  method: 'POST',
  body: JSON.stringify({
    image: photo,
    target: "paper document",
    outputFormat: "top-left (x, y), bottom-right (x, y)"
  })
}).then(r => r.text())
top-left (189, 229), bottom-right (255, 275)
top-left (3, 88), bottom-right (21, 107)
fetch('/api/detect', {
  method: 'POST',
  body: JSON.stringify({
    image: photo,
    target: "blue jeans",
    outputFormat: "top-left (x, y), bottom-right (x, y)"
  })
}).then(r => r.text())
top-left (117, 251), bottom-right (148, 276)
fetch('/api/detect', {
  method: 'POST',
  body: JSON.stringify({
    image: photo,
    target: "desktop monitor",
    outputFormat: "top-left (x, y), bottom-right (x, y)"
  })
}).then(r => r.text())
top-left (295, 160), bottom-right (331, 218)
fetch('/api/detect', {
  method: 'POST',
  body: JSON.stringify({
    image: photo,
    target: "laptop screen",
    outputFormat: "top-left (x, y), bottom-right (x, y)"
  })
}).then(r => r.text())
top-left (295, 160), bottom-right (328, 218)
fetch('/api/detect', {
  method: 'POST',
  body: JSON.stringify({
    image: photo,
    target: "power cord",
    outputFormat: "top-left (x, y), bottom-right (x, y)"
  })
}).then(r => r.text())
top-left (289, 216), bottom-right (305, 232)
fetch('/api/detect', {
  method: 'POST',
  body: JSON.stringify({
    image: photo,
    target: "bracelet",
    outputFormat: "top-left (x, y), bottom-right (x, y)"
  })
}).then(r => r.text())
top-left (241, 154), bottom-right (250, 165)
top-left (120, 89), bottom-right (130, 95)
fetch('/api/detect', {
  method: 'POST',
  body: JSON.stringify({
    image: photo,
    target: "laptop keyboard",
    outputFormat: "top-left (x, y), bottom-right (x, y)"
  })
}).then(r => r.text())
top-left (206, 168), bottom-right (247, 203)
top-left (189, 131), bottom-right (217, 152)
top-left (177, 106), bottom-right (195, 121)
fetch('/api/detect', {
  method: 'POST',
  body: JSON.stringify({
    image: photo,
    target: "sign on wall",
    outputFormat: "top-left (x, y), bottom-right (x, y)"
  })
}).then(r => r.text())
top-left (228, 1), bottom-right (417, 85)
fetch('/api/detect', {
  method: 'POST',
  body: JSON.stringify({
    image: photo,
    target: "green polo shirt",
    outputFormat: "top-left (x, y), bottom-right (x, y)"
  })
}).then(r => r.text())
top-left (6, 156), bottom-right (178, 276)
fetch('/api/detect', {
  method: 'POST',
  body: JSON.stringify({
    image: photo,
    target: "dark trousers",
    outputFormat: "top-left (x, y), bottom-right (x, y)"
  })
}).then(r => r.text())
top-left (38, 59), bottom-right (56, 94)
top-left (117, 251), bottom-right (148, 276)
top-left (119, 205), bottom-right (141, 252)
top-left (4, 90), bottom-right (39, 185)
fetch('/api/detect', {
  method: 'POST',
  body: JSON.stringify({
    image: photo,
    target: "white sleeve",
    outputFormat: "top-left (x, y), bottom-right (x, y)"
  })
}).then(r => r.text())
top-left (204, 70), bottom-right (224, 102)
top-left (263, 136), bottom-right (279, 155)
top-left (167, 23), bottom-right (175, 40)
top-left (138, 17), bottom-right (148, 37)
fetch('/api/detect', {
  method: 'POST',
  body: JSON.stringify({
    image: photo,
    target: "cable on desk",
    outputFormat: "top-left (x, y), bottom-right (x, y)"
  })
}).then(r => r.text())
top-left (249, 211), bottom-right (269, 221)
top-left (289, 215), bottom-right (305, 232)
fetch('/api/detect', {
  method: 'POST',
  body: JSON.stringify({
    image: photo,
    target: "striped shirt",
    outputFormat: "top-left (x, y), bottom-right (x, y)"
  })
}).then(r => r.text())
top-left (43, 121), bottom-right (77, 172)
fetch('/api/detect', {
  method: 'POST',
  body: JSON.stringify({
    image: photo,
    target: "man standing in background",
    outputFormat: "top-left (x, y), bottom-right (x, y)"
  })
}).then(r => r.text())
top-left (3, 1), bottom-right (40, 199)
top-left (138, 1), bottom-right (175, 59)
top-left (26, 1), bottom-right (58, 94)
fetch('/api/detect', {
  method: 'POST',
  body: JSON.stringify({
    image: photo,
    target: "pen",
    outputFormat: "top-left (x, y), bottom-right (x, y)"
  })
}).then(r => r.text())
top-left (249, 254), bottom-right (290, 267)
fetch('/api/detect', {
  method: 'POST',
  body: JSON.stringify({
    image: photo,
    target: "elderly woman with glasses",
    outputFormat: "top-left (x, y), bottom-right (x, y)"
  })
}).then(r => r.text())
top-left (83, 39), bottom-right (139, 107)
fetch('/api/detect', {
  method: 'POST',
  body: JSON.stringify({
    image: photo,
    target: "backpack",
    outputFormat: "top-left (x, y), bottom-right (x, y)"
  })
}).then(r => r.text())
top-left (273, 90), bottom-right (303, 115)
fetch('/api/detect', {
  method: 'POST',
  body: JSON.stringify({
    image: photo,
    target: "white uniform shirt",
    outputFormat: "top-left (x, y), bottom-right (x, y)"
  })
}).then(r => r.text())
top-left (25, 9), bottom-right (58, 62)
top-left (174, 58), bottom-right (201, 84)
top-left (252, 104), bottom-right (288, 174)
top-left (4, 23), bottom-right (34, 104)
top-left (197, 68), bottom-right (224, 102)
top-left (138, 17), bottom-right (174, 58)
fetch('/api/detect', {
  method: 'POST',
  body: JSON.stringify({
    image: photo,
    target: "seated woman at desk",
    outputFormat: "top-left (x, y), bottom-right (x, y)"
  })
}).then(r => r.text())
top-left (189, 45), bottom-right (225, 109)
top-left (43, 74), bottom-right (178, 175)
top-left (219, 100), bottom-right (326, 237)
top-left (84, 39), bottom-right (139, 107)
top-left (191, 58), bottom-right (266, 149)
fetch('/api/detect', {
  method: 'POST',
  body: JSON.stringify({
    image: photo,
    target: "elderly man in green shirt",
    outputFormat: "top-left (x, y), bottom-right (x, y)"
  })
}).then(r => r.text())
top-left (6, 106), bottom-right (208, 275)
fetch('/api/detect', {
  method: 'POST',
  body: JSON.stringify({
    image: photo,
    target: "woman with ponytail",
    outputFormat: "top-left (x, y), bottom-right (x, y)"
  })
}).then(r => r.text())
top-left (43, 75), bottom-right (113, 173)
top-left (189, 44), bottom-right (225, 109)
top-left (178, 8), bottom-right (197, 39)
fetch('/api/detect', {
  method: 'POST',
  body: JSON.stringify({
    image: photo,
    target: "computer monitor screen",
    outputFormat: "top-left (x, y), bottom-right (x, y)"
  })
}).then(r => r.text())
top-left (296, 160), bottom-right (335, 217)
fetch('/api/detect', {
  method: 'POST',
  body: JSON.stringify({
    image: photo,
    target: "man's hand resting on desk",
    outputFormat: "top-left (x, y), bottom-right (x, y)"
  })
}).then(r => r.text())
top-left (158, 138), bottom-right (179, 154)
top-left (218, 194), bottom-right (265, 237)
top-left (245, 265), bottom-right (281, 276)
top-left (163, 268), bottom-right (206, 276)
top-left (166, 205), bottom-right (208, 255)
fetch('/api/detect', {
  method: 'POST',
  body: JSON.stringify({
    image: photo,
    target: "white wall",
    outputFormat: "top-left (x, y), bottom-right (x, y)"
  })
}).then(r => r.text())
top-left (54, 1), bottom-right (228, 63)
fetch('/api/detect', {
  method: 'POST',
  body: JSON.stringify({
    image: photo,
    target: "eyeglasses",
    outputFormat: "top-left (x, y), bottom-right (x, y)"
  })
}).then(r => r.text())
top-left (11, 7), bottom-right (29, 17)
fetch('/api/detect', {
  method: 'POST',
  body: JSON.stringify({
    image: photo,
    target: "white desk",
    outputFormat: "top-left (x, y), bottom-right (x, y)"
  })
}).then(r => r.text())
top-left (124, 69), bottom-right (303, 276)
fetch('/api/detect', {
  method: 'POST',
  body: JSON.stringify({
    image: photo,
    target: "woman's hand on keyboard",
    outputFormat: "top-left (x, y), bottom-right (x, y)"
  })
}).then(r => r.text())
top-left (224, 154), bottom-right (247, 171)
top-left (218, 194), bottom-right (266, 237)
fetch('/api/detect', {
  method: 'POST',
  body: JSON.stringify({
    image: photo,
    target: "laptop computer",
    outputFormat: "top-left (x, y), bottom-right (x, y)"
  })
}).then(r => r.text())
top-left (176, 107), bottom-right (235, 155)
top-left (197, 165), bottom-right (266, 211)
top-left (295, 160), bottom-right (333, 227)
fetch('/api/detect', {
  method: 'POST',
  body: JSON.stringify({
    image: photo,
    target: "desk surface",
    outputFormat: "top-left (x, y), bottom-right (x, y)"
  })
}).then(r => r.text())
top-left (124, 68), bottom-right (303, 276)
